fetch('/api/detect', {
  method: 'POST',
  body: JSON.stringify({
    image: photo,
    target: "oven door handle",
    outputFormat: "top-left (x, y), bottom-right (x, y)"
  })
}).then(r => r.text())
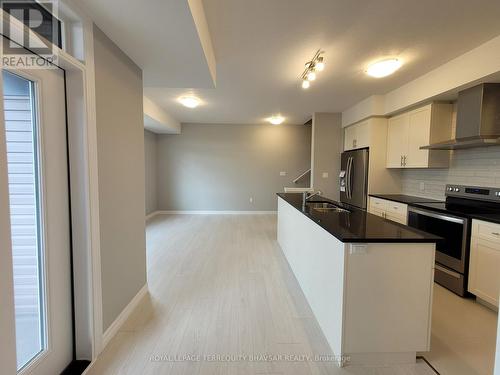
top-left (408, 208), bottom-right (465, 224)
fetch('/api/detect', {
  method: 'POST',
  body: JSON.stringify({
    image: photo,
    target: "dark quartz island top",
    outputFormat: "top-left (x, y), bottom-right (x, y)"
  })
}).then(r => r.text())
top-left (277, 193), bottom-right (441, 244)
top-left (370, 194), bottom-right (500, 225)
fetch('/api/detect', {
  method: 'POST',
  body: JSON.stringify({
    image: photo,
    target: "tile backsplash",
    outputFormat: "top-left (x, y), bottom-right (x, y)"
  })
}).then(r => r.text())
top-left (401, 146), bottom-right (500, 200)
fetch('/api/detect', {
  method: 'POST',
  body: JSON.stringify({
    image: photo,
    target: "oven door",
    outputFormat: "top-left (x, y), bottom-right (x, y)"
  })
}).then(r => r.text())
top-left (407, 208), bottom-right (469, 273)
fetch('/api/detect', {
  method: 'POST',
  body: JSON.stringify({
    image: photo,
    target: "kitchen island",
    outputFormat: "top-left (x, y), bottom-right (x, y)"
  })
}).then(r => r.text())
top-left (277, 193), bottom-right (440, 367)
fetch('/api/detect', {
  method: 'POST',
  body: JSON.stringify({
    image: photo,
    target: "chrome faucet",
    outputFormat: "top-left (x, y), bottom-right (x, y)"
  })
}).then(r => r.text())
top-left (302, 190), bottom-right (322, 209)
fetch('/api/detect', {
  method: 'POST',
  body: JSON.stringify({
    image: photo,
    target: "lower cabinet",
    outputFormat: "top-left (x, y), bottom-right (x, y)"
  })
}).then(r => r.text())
top-left (468, 219), bottom-right (500, 306)
top-left (368, 197), bottom-right (408, 225)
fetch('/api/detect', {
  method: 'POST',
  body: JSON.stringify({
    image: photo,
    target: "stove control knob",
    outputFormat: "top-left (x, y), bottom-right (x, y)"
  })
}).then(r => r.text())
top-left (495, 191), bottom-right (500, 197)
top-left (454, 188), bottom-right (460, 192)
top-left (448, 187), bottom-right (454, 192)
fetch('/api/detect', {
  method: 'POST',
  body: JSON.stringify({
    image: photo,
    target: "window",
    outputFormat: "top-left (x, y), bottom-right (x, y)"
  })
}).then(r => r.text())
top-left (3, 70), bottom-right (45, 371)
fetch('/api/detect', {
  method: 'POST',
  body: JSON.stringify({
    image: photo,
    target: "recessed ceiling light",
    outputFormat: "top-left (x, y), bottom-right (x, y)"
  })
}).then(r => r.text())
top-left (178, 95), bottom-right (201, 108)
top-left (366, 58), bottom-right (403, 78)
top-left (267, 115), bottom-right (285, 125)
top-left (301, 79), bottom-right (310, 89)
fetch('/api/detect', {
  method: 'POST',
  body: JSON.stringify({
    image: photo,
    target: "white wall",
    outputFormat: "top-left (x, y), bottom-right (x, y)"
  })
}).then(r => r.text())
top-left (311, 113), bottom-right (343, 201)
top-left (157, 123), bottom-right (311, 211)
top-left (144, 130), bottom-right (158, 215)
top-left (93, 25), bottom-right (147, 331)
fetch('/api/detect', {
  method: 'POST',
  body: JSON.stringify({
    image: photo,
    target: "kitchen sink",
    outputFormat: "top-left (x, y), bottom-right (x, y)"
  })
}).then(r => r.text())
top-left (306, 202), bottom-right (350, 213)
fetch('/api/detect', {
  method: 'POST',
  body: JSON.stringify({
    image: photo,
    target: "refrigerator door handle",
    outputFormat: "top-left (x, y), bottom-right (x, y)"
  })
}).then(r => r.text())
top-left (346, 157), bottom-right (350, 199)
top-left (345, 157), bottom-right (350, 199)
top-left (347, 157), bottom-right (354, 199)
top-left (348, 157), bottom-right (354, 199)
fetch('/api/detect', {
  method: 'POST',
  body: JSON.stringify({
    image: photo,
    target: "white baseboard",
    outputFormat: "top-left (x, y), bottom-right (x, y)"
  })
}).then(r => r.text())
top-left (156, 210), bottom-right (277, 215)
top-left (101, 284), bottom-right (148, 349)
top-left (145, 211), bottom-right (161, 221)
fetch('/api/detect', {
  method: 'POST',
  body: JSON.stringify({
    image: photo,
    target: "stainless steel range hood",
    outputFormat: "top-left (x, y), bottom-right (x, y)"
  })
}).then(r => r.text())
top-left (421, 83), bottom-right (500, 150)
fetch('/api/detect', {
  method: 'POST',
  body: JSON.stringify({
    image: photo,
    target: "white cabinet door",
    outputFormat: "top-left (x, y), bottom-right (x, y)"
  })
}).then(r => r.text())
top-left (344, 125), bottom-right (357, 151)
top-left (355, 120), bottom-right (370, 149)
top-left (469, 237), bottom-right (500, 306)
top-left (407, 106), bottom-right (431, 168)
top-left (386, 114), bottom-right (409, 168)
top-left (344, 120), bottom-right (370, 151)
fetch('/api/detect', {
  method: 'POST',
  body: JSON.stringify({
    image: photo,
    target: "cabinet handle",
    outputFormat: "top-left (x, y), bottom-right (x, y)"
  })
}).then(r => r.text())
top-left (404, 155), bottom-right (407, 166)
top-left (353, 139), bottom-right (357, 148)
top-left (492, 232), bottom-right (500, 236)
top-left (400, 155), bottom-right (403, 166)
top-left (393, 206), bottom-right (398, 210)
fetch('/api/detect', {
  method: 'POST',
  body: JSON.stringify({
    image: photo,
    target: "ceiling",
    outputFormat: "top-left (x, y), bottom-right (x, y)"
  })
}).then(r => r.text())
top-left (83, 0), bottom-right (215, 88)
top-left (85, 0), bottom-right (500, 125)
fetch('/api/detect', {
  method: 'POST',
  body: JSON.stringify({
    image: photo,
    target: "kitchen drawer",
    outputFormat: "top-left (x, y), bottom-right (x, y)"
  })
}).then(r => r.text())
top-left (472, 219), bottom-right (500, 242)
top-left (385, 201), bottom-right (408, 217)
top-left (369, 197), bottom-right (388, 211)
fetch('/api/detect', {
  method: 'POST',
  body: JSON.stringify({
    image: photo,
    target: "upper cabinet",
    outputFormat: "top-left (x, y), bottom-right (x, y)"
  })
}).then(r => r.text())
top-left (344, 120), bottom-right (370, 151)
top-left (386, 114), bottom-right (409, 168)
top-left (386, 103), bottom-right (453, 169)
top-left (343, 117), bottom-right (402, 194)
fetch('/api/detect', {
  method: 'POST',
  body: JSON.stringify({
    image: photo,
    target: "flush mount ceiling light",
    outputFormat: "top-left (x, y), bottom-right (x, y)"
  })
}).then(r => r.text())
top-left (178, 95), bottom-right (201, 108)
top-left (366, 58), bottom-right (403, 78)
top-left (267, 115), bottom-right (285, 125)
top-left (300, 49), bottom-right (325, 89)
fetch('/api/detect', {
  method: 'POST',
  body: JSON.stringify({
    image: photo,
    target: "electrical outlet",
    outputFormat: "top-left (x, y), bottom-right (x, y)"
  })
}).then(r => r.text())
top-left (322, 172), bottom-right (329, 178)
top-left (249, 197), bottom-right (253, 203)
top-left (280, 171), bottom-right (287, 176)
top-left (420, 182), bottom-right (425, 191)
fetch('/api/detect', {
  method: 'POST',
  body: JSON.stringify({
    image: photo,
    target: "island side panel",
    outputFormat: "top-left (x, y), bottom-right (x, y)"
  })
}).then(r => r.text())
top-left (277, 197), bottom-right (346, 359)
top-left (343, 242), bottom-right (435, 357)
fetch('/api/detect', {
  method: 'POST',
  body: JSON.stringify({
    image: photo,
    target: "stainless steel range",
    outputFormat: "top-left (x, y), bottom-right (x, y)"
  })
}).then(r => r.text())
top-left (407, 185), bottom-right (500, 296)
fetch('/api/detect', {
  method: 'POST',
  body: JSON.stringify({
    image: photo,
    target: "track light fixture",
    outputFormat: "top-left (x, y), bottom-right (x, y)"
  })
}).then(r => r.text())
top-left (300, 49), bottom-right (325, 89)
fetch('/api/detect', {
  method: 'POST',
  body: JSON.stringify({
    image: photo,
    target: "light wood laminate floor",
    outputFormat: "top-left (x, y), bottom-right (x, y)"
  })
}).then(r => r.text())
top-left (85, 214), bottom-right (493, 375)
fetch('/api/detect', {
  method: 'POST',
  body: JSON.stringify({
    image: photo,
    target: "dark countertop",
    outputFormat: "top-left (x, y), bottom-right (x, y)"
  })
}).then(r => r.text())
top-left (371, 194), bottom-right (500, 225)
top-left (369, 194), bottom-right (443, 205)
top-left (277, 193), bottom-right (441, 243)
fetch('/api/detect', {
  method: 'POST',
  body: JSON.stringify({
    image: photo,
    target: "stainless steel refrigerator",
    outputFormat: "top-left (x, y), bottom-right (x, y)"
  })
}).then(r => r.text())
top-left (339, 148), bottom-right (369, 209)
